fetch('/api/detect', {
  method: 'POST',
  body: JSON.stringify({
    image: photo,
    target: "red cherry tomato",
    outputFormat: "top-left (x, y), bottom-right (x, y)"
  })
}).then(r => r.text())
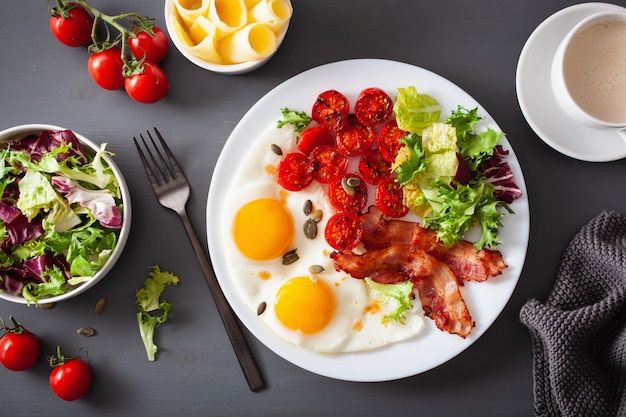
top-left (336, 115), bottom-right (375, 156)
top-left (50, 357), bottom-right (92, 401)
top-left (324, 212), bottom-right (364, 250)
top-left (358, 148), bottom-right (391, 185)
top-left (376, 177), bottom-right (409, 218)
top-left (124, 62), bottom-right (169, 104)
top-left (49, 3), bottom-right (93, 47)
top-left (354, 87), bottom-right (393, 127)
top-left (311, 90), bottom-right (350, 131)
top-left (297, 126), bottom-right (335, 155)
top-left (277, 152), bottom-right (314, 191)
top-left (0, 317), bottom-right (40, 371)
top-left (87, 47), bottom-right (125, 90)
top-left (377, 119), bottom-right (409, 163)
top-left (128, 27), bottom-right (169, 63)
top-left (309, 145), bottom-right (349, 184)
top-left (327, 173), bottom-right (368, 213)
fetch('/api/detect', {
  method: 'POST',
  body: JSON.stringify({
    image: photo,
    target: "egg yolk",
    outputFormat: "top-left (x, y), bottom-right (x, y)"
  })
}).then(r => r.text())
top-left (233, 198), bottom-right (293, 260)
top-left (274, 276), bottom-right (335, 334)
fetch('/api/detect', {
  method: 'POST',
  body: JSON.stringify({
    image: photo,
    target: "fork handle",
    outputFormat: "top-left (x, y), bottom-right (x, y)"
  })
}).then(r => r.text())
top-left (178, 209), bottom-right (265, 391)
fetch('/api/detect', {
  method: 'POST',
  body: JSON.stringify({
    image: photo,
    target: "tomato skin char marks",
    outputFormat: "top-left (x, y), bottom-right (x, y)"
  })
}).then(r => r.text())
top-left (358, 148), bottom-right (391, 185)
top-left (309, 145), bottom-right (349, 184)
top-left (311, 90), bottom-right (350, 131)
top-left (336, 115), bottom-right (375, 156)
top-left (277, 152), bottom-right (314, 191)
top-left (377, 119), bottom-right (410, 163)
top-left (354, 87), bottom-right (394, 127)
top-left (375, 178), bottom-right (409, 218)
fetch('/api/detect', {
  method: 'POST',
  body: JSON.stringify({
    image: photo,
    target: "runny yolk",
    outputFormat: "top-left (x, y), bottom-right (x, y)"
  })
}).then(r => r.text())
top-left (274, 276), bottom-right (335, 334)
top-left (233, 198), bottom-right (293, 260)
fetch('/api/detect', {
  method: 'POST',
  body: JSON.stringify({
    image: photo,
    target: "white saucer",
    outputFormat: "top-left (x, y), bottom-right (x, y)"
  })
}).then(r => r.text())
top-left (516, 2), bottom-right (626, 162)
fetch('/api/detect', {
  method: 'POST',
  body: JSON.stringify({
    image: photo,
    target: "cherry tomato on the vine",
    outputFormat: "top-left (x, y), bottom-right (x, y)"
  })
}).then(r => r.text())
top-left (128, 27), bottom-right (169, 64)
top-left (88, 47), bottom-right (125, 90)
top-left (49, 3), bottom-right (93, 47)
top-left (0, 317), bottom-right (40, 371)
top-left (124, 62), bottom-right (169, 104)
top-left (49, 348), bottom-right (92, 402)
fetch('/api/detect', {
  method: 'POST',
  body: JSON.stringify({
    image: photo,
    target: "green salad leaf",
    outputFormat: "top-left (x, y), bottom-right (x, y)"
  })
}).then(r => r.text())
top-left (393, 86), bottom-right (441, 135)
top-left (365, 278), bottom-right (414, 324)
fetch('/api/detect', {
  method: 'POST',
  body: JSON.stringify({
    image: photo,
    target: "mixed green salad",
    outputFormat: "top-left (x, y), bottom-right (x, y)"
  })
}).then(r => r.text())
top-left (392, 86), bottom-right (522, 250)
top-left (0, 129), bottom-right (123, 304)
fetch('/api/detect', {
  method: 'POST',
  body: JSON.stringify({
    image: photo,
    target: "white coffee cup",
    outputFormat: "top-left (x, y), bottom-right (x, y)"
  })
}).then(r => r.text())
top-left (551, 11), bottom-right (626, 141)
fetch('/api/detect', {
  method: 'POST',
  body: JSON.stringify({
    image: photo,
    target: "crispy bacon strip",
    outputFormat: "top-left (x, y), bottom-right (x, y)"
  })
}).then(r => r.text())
top-left (330, 245), bottom-right (475, 338)
top-left (360, 206), bottom-right (507, 282)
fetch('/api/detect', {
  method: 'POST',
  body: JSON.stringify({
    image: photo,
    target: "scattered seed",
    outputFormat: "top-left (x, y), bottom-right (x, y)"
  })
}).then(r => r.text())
top-left (40, 302), bottom-right (56, 310)
top-left (77, 327), bottom-right (96, 337)
top-left (303, 199), bottom-right (313, 216)
top-left (341, 177), bottom-right (355, 196)
top-left (95, 297), bottom-right (106, 315)
top-left (303, 218), bottom-right (318, 239)
top-left (270, 143), bottom-right (283, 156)
top-left (311, 209), bottom-right (323, 223)
top-left (257, 301), bottom-right (267, 316)
top-left (308, 265), bottom-right (325, 274)
top-left (282, 249), bottom-right (299, 265)
top-left (346, 176), bottom-right (361, 187)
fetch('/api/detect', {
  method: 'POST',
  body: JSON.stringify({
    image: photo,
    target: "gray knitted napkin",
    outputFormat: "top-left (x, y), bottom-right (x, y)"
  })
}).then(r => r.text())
top-left (519, 211), bottom-right (626, 417)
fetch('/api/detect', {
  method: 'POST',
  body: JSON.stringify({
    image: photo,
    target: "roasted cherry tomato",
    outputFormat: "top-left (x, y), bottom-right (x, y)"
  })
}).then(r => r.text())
top-left (297, 126), bottom-right (335, 155)
top-left (358, 148), bottom-right (391, 185)
top-left (124, 61), bottom-right (169, 104)
top-left (49, 3), bottom-right (93, 47)
top-left (335, 115), bottom-right (375, 156)
top-left (128, 26), bottom-right (169, 63)
top-left (309, 145), bottom-right (349, 184)
top-left (277, 152), bottom-right (314, 191)
top-left (354, 87), bottom-right (393, 127)
top-left (49, 348), bottom-right (92, 401)
top-left (327, 173), bottom-right (368, 213)
top-left (324, 212), bottom-right (364, 250)
top-left (377, 119), bottom-right (410, 163)
top-left (88, 47), bottom-right (125, 90)
top-left (0, 317), bottom-right (40, 371)
top-left (311, 90), bottom-right (350, 131)
top-left (376, 177), bottom-right (409, 218)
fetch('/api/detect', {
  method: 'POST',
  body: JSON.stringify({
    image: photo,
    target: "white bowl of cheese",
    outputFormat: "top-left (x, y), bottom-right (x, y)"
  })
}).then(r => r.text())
top-left (165, 0), bottom-right (292, 74)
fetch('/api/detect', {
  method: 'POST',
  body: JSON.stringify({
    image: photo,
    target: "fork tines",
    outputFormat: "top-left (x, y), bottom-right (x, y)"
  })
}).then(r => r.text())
top-left (133, 127), bottom-right (185, 187)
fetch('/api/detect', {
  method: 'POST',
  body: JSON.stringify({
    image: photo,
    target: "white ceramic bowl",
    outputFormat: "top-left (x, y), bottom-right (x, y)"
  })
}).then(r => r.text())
top-left (164, 0), bottom-right (291, 75)
top-left (0, 124), bottom-right (131, 305)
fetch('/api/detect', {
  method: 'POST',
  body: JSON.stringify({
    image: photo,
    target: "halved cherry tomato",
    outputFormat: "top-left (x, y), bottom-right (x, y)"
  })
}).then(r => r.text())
top-left (309, 145), bottom-right (348, 184)
top-left (49, 350), bottom-right (92, 401)
top-left (297, 126), bottom-right (335, 155)
top-left (0, 317), bottom-right (40, 372)
top-left (375, 177), bottom-right (409, 218)
top-left (324, 212), bottom-right (364, 250)
top-left (277, 152), bottom-right (314, 191)
top-left (49, 3), bottom-right (93, 47)
top-left (335, 115), bottom-right (375, 156)
top-left (358, 148), bottom-right (391, 185)
top-left (128, 27), bottom-right (169, 63)
top-left (124, 61), bottom-right (169, 104)
top-left (327, 173), bottom-right (368, 213)
top-left (377, 119), bottom-right (409, 163)
top-left (88, 47), bottom-right (125, 90)
top-left (311, 90), bottom-right (350, 131)
top-left (354, 87), bottom-right (393, 127)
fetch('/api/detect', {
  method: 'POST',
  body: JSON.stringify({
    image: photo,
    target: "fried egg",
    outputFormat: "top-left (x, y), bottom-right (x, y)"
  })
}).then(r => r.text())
top-left (220, 123), bottom-right (425, 353)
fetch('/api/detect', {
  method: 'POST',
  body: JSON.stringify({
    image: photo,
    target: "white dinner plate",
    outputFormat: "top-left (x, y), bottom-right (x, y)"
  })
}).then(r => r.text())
top-left (207, 59), bottom-right (530, 382)
top-left (516, 2), bottom-right (626, 162)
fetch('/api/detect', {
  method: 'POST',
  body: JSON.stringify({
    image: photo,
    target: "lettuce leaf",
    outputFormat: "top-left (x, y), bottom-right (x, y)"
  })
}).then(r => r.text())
top-left (365, 278), bottom-right (414, 324)
top-left (393, 86), bottom-right (441, 135)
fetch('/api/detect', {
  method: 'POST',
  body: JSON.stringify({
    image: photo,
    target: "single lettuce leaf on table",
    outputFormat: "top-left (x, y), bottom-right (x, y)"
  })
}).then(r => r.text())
top-left (136, 265), bottom-right (180, 361)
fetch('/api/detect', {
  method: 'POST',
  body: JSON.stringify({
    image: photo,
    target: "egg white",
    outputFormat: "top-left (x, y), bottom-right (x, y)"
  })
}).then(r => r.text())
top-left (220, 123), bottom-right (425, 353)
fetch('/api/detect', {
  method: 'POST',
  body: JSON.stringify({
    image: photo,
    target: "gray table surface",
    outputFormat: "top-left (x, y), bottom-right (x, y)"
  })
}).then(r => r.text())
top-left (2, 1), bottom-right (626, 416)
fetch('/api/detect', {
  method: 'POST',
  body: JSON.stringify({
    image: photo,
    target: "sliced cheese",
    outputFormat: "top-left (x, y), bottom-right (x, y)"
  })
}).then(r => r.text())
top-left (249, 0), bottom-right (292, 32)
top-left (172, 0), bottom-right (210, 26)
top-left (208, 0), bottom-right (248, 39)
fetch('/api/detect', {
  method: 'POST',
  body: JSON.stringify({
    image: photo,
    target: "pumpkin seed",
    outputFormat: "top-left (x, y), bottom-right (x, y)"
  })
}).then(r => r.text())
top-left (282, 249), bottom-right (299, 265)
top-left (257, 301), bottom-right (267, 316)
top-left (341, 177), bottom-right (355, 196)
top-left (40, 302), bottom-right (56, 310)
top-left (270, 143), bottom-right (283, 155)
top-left (311, 209), bottom-right (323, 223)
top-left (303, 199), bottom-right (313, 216)
top-left (308, 265), bottom-right (325, 274)
top-left (303, 218), bottom-right (317, 239)
top-left (95, 297), bottom-right (106, 315)
top-left (77, 327), bottom-right (96, 337)
top-left (346, 176), bottom-right (361, 187)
